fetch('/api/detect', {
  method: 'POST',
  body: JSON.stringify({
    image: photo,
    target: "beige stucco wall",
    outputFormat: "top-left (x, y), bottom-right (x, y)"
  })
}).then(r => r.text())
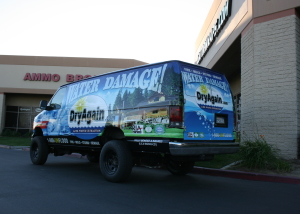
top-left (195, 0), bottom-right (300, 69)
top-left (0, 55), bottom-right (147, 94)
top-left (0, 64), bottom-right (118, 93)
top-left (0, 55), bottom-right (147, 133)
top-left (5, 94), bottom-right (53, 106)
top-left (195, 0), bottom-right (252, 68)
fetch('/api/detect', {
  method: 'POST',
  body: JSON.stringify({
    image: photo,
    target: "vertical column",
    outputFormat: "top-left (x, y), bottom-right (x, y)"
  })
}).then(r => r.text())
top-left (241, 26), bottom-right (255, 138)
top-left (0, 93), bottom-right (6, 133)
top-left (296, 13), bottom-right (300, 159)
top-left (241, 13), bottom-right (299, 159)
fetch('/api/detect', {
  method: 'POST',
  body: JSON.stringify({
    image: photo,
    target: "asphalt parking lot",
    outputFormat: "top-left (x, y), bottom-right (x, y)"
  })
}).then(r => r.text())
top-left (1, 147), bottom-right (300, 214)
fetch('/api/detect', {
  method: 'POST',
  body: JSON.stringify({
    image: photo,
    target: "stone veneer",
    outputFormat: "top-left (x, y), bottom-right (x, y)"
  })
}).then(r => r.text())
top-left (241, 13), bottom-right (300, 159)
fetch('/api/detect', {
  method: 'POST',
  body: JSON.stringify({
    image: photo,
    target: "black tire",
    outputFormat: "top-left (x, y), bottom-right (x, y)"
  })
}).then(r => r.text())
top-left (30, 136), bottom-right (49, 165)
top-left (87, 154), bottom-right (100, 163)
top-left (166, 160), bottom-right (195, 175)
top-left (100, 140), bottom-right (132, 183)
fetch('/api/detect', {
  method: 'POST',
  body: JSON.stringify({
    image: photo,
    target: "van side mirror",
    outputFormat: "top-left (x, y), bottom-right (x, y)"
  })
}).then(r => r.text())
top-left (40, 100), bottom-right (48, 110)
top-left (40, 100), bottom-right (53, 110)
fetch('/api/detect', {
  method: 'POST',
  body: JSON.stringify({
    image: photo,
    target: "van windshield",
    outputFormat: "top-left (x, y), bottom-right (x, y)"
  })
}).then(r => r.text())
top-left (49, 87), bottom-right (66, 109)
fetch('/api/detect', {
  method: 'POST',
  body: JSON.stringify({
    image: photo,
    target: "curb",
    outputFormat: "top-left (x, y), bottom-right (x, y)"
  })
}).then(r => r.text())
top-left (2, 145), bottom-right (300, 184)
top-left (0, 145), bottom-right (11, 149)
top-left (0, 145), bottom-right (29, 149)
top-left (191, 167), bottom-right (300, 185)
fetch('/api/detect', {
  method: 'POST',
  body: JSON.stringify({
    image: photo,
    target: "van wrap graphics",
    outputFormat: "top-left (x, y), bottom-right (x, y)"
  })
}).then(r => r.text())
top-left (31, 61), bottom-right (239, 182)
top-left (35, 62), bottom-right (184, 140)
top-left (68, 95), bottom-right (107, 135)
top-left (181, 66), bottom-right (234, 141)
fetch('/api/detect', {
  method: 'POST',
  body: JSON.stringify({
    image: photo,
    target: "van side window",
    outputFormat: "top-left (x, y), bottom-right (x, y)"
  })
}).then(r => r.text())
top-left (48, 87), bottom-right (66, 110)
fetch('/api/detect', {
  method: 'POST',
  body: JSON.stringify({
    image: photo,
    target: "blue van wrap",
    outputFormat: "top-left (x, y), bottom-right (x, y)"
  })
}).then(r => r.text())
top-left (181, 65), bottom-right (234, 141)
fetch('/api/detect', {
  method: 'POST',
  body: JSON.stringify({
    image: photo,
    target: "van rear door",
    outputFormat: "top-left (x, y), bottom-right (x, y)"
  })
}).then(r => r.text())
top-left (181, 65), bottom-right (234, 142)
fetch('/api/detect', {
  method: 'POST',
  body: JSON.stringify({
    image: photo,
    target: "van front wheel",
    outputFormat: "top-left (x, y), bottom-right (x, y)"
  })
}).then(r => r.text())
top-left (166, 160), bottom-right (195, 175)
top-left (30, 136), bottom-right (49, 165)
top-left (100, 140), bottom-right (132, 183)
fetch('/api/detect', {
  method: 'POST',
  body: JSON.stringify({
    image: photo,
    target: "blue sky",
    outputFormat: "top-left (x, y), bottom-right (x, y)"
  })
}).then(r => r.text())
top-left (0, 0), bottom-right (213, 63)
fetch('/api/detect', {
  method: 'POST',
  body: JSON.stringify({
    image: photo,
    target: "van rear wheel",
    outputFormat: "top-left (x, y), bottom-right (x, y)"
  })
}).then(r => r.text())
top-left (30, 136), bottom-right (49, 165)
top-left (100, 140), bottom-right (132, 183)
top-left (166, 160), bottom-right (195, 175)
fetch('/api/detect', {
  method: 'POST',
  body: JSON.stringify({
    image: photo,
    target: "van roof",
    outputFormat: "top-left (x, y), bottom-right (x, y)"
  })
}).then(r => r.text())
top-left (60, 60), bottom-right (224, 87)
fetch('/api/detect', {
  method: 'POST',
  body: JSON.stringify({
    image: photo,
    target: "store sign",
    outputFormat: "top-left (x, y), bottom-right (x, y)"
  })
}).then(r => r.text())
top-left (196, 0), bottom-right (232, 64)
top-left (23, 73), bottom-right (94, 82)
top-left (23, 73), bottom-right (60, 82)
top-left (19, 107), bottom-right (31, 112)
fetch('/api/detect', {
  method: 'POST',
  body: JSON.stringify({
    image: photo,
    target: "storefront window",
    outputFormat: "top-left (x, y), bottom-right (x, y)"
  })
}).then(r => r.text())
top-left (18, 113), bottom-right (31, 128)
top-left (5, 106), bottom-right (42, 134)
top-left (5, 112), bottom-right (18, 128)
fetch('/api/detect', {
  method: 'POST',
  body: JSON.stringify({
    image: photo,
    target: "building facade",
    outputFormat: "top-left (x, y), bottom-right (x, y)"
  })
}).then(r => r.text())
top-left (0, 55), bottom-right (146, 135)
top-left (195, 0), bottom-right (300, 159)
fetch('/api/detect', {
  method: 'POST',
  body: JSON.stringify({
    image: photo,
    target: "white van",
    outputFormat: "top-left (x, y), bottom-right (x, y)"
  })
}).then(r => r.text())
top-left (30, 60), bottom-right (239, 182)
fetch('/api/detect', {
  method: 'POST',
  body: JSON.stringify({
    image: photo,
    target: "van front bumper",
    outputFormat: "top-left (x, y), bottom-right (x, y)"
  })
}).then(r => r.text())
top-left (169, 142), bottom-right (239, 156)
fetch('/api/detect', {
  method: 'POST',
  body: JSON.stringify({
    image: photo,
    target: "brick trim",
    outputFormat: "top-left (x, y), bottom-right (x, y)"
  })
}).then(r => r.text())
top-left (242, 8), bottom-right (297, 36)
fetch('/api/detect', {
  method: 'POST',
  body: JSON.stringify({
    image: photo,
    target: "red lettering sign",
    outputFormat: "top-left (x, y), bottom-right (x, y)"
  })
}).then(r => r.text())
top-left (75, 75), bottom-right (83, 81)
top-left (42, 73), bottom-right (51, 81)
top-left (24, 73), bottom-right (31, 81)
top-left (31, 73), bottom-right (41, 81)
top-left (24, 73), bottom-right (92, 82)
top-left (52, 74), bottom-right (60, 82)
top-left (66, 74), bottom-right (74, 82)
